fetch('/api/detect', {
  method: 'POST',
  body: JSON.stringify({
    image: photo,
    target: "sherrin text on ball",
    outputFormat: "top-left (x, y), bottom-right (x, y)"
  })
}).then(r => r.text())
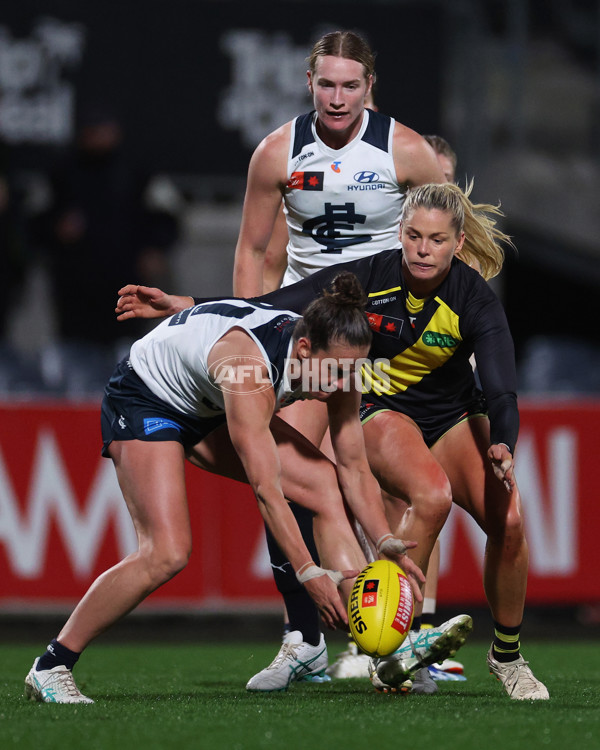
top-left (348, 559), bottom-right (414, 657)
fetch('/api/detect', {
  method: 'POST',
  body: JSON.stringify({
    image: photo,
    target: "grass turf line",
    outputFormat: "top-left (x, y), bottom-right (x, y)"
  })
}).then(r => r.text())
top-left (2, 641), bottom-right (599, 750)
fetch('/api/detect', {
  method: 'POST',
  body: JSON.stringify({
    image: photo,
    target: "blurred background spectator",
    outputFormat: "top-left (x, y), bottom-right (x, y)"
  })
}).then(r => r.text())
top-left (40, 103), bottom-right (176, 346)
top-left (0, 0), bottom-right (598, 398)
top-left (0, 139), bottom-right (29, 331)
top-left (31, 104), bottom-right (179, 394)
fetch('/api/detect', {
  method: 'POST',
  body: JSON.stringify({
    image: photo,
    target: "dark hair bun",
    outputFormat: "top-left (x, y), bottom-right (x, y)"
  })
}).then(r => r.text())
top-left (327, 272), bottom-right (367, 308)
top-left (294, 271), bottom-right (371, 351)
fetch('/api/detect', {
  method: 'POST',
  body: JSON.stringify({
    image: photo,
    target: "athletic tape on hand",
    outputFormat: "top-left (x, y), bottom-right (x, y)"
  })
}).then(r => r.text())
top-left (377, 536), bottom-right (408, 557)
top-left (296, 564), bottom-right (345, 587)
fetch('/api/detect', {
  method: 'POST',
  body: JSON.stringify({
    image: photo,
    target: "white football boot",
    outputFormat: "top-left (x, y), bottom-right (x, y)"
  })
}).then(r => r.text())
top-left (370, 614), bottom-right (473, 693)
top-left (487, 647), bottom-right (549, 700)
top-left (326, 638), bottom-right (371, 679)
top-left (246, 631), bottom-right (328, 692)
top-left (25, 658), bottom-right (94, 704)
top-left (420, 625), bottom-right (466, 681)
top-left (368, 658), bottom-right (413, 694)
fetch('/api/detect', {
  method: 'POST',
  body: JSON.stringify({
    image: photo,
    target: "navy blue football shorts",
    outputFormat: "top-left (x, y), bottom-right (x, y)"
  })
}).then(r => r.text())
top-left (359, 398), bottom-right (487, 448)
top-left (101, 358), bottom-right (227, 457)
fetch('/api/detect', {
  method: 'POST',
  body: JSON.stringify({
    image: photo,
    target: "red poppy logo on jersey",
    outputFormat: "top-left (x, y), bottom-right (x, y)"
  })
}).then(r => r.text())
top-left (362, 578), bottom-right (379, 607)
top-left (287, 171), bottom-right (324, 191)
top-left (366, 312), bottom-right (404, 338)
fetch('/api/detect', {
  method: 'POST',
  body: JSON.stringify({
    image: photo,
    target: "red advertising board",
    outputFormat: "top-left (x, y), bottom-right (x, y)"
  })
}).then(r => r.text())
top-left (0, 399), bottom-right (598, 610)
top-left (437, 400), bottom-right (600, 604)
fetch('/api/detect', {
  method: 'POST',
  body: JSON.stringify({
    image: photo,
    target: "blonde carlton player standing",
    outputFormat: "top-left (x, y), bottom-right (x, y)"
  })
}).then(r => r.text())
top-left (230, 29), bottom-right (464, 695)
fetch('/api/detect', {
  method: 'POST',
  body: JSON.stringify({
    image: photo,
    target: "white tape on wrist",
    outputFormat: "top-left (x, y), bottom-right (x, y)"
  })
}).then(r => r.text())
top-left (375, 533), bottom-right (393, 552)
top-left (377, 535), bottom-right (408, 557)
top-left (296, 564), bottom-right (345, 587)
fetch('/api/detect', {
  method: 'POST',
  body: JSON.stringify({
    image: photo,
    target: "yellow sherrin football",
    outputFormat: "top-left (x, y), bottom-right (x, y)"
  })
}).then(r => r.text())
top-left (348, 559), bottom-right (414, 657)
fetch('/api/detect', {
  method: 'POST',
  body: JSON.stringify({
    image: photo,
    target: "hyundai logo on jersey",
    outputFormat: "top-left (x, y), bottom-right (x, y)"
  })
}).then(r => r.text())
top-left (354, 170), bottom-right (379, 183)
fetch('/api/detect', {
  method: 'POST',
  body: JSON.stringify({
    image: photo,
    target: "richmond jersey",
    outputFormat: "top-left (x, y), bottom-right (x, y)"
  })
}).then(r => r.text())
top-left (130, 299), bottom-right (300, 418)
top-left (282, 109), bottom-right (404, 286)
top-left (260, 251), bottom-right (519, 452)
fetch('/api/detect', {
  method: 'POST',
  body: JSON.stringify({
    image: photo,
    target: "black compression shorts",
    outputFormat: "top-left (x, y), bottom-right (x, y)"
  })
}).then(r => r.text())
top-left (359, 399), bottom-right (487, 448)
top-left (101, 358), bottom-right (227, 457)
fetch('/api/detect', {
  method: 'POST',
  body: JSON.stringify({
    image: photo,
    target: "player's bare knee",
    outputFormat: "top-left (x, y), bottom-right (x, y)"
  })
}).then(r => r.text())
top-left (502, 505), bottom-right (526, 545)
top-left (145, 543), bottom-right (191, 585)
top-left (486, 504), bottom-right (526, 553)
top-left (406, 482), bottom-right (452, 528)
top-left (299, 469), bottom-right (344, 517)
top-left (306, 460), bottom-right (338, 493)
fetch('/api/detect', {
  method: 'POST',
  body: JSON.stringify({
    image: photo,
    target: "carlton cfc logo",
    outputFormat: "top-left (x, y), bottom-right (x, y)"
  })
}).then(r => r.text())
top-left (354, 170), bottom-right (379, 183)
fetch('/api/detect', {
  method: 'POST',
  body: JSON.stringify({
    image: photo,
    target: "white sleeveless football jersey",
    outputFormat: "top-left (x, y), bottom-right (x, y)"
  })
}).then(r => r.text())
top-left (130, 300), bottom-right (301, 417)
top-left (282, 109), bottom-right (405, 286)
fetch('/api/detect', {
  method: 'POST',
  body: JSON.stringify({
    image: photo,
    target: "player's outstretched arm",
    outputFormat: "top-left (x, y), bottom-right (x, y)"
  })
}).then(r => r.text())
top-left (326, 390), bottom-right (425, 601)
top-left (213, 329), bottom-right (353, 630)
top-left (116, 284), bottom-right (194, 321)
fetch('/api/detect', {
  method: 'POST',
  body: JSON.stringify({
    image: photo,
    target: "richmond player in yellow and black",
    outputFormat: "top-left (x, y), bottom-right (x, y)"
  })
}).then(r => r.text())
top-left (265, 223), bottom-right (517, 453)
top-left (116, 182), bottom-right (549, 700)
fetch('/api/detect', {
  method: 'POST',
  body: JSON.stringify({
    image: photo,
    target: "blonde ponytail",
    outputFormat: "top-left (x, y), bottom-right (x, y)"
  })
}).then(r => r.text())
top-left (402, 181), bottom-right (515, 280)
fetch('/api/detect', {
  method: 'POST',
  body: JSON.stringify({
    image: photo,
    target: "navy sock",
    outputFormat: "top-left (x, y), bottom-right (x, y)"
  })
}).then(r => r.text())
top-left (420, 612), bottom-right (435, 628)
top-left (36, 639), bottom-right (80, 672)
top-left (265, 502), bottom-right (321, 647)
top-left (284, 590), bottom-right (321, 646)
top-left (411, 615), bottom-right (422, 632)
top-left (492, 620), bottom-right (521, 663)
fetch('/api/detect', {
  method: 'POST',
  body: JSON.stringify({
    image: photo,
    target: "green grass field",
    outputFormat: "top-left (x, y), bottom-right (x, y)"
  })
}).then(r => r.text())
top-left (2, 640), bottom-right (599, 750)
